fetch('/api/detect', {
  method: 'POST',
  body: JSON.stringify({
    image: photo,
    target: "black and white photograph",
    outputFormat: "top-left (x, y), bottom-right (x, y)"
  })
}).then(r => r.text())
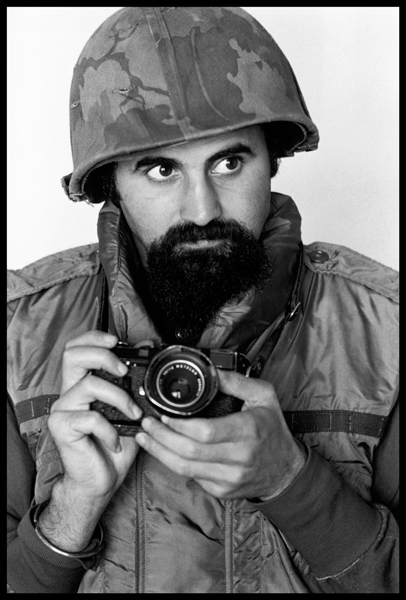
top-left (7, 7), bottom-right (398, 593)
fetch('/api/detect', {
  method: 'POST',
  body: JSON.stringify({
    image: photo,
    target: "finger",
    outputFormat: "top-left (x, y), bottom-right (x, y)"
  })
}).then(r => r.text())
top-left (62, 344), bottom-right (128, 393)
top-left (217, 370), bottom-right (279, 411)
top-left (65, 331), bottom-right (118, 350)
top-left (194, 477), bottom-right (239, 499)
top-left (160, 411), bottom-right (247, 443)
top-left (135, 429), bottom-right (233, 481)
top-left (49, 409), bottom-right (122, 454)
top-left (141, 417), bottom-right (241, 463)
top-left (54, 374), bottom-right (142, 420)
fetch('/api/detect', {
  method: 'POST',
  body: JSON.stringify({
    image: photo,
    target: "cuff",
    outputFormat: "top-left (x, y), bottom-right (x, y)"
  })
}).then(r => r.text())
top-left (21, 504), bottom-right (99, 571)
top-left (8, 508), bottom-right (90, 594)
top-left (251, 443), bottom-right (382, 577)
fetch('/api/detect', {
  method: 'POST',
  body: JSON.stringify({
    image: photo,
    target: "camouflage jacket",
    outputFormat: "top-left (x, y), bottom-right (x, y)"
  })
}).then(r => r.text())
top-left (7, 193), bottom-right (399, 593)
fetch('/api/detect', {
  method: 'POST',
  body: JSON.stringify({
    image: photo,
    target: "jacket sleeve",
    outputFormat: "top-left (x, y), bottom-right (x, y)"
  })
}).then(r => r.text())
top-left (7, 394), bottom-right (88, 594)
top-left (254, 399), bottom-right (399, 593)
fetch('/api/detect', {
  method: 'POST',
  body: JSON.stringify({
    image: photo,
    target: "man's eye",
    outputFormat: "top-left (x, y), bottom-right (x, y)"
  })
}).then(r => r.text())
top-left (147, 163), bottom-right (177, 181)
top-left (212, 156), bottom-right (241, 175)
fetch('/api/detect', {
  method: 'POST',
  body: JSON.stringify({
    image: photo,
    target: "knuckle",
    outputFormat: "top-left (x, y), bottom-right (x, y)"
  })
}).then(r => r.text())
top-left (47, 409), bottom-right (73, 436)
top-left (244, 451), bottom-right (256, 469)
top-left (87, 410), bottom-right (104, 428)
top-left (81, 373), bottom-right (98, 394)
top-left (62, 344), bottom-right (77, 365)
top-left (185, 442), bottom-right (202, 460)
top-left (47, 411), bottom-right (59, 430)
top-left (229, 466), bottom-right (245, 486)
top-left (213, 481), bottom-right (233, 498)
top-left (239, 464), bottom-right (252, 485)
top-left (89, 375), bottom-right (131, 406)
top-left (176, 460), bottom-right (193, 478)
top-left (144, 418), bottom-right (158, 437)
top-left (197, 422), bottom-right (214, 443)
top-left (219, 487), bottom-right (233, 499)
top-left (50, 398), bottom-right (63, 414)
top-left (249, 419), bottom-right (262, 440)
top-left (88, 372), bottom-right (109, 391)
top-left (234, 445), bottom-right (253, 469)
top-left (64, 337), bottom-right (76, 350)
top-left (245, 412), bottom-right (264, 438)
top-left (64, 330), bottom-right (105, 349)
top-left (64, 335), bottom-right (86, 352)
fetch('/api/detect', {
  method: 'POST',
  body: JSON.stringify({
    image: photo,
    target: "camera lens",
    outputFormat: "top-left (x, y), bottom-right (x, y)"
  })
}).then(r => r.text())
top-left (157, 361), bottom-right (204, 407)
top-left (144, 346), bottom-right (218, 416)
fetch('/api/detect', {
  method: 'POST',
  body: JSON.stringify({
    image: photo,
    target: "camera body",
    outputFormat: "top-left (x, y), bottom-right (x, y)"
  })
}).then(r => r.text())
top-left (91, 342), bottom-right (252, 435)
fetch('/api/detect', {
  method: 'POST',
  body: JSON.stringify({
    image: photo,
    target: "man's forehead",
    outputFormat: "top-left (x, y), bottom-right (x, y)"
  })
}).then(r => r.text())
top-left (119, 125), bottom-right (264, 163)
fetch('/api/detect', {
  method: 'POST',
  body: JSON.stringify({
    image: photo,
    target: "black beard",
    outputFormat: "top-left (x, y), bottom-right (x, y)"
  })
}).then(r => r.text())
top-left (144, 219), bottom-right (273, 345)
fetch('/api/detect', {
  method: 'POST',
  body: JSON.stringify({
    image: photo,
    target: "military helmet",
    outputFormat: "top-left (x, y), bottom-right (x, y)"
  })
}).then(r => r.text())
top-left (62, 6), bottom-right (319, 203)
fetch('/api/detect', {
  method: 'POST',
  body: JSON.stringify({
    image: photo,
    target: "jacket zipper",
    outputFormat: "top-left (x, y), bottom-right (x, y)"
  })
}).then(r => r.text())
top-left (135, 451), bottom-right (145, 593)
top-left (224, 500), bottom-right (234, 593)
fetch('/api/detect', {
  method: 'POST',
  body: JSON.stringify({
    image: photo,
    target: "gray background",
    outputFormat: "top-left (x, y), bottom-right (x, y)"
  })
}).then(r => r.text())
top-left (7, 7), bottom-right (399, 270)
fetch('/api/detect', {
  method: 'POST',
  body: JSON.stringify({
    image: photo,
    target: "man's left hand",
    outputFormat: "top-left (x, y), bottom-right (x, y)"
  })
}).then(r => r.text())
top-left (135, 371), bottom-right (306, 500)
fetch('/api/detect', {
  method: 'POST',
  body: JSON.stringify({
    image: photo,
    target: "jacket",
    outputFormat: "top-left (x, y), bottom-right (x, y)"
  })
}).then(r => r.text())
top-left (7, 192), bottom-right (399, 593)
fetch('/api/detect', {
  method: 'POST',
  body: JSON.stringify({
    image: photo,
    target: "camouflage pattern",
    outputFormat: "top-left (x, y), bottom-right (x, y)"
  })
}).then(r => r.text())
top-left (62, 7), bottom-right (319, 203)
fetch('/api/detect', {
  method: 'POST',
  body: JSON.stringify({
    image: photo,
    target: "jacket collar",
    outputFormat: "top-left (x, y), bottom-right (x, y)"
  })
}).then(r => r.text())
top-left (97, 191), bottom-right (302, 350)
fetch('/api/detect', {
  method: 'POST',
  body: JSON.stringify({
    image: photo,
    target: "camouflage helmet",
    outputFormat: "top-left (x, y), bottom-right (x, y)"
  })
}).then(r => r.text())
top-left (62, 6), bottom-right (319, 203)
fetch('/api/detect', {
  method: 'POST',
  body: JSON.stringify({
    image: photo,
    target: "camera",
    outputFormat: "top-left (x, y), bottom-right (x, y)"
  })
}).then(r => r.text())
top-left (91, 342), bottom-right (256, 435)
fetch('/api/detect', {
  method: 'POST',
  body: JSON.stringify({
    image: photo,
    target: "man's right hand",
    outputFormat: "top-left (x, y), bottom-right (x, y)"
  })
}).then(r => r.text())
top-left (38, 331), bottom-right (142, 552)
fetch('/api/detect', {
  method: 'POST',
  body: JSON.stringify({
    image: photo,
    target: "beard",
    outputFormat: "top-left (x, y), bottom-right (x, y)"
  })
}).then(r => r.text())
top-left (143, 218), bottom-right (273, 345)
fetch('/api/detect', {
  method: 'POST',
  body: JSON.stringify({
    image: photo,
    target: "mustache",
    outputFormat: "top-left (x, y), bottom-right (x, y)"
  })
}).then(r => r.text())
top-left (149, 218), bottom-right (255, 250)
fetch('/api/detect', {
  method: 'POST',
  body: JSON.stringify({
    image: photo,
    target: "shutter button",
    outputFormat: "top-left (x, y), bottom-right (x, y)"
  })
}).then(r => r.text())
top-left (309, 249), bottom-right (329, 264)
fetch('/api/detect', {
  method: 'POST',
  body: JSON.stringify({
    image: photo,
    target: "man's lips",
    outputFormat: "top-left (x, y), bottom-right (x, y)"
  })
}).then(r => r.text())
top-left (175, 239), bottom-right (227, 251)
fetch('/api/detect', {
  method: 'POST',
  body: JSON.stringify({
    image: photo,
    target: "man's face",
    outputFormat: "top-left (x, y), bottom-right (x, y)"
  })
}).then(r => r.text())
top-left (114, 124), bottom-right (273, 343)
top-left (115, 125), bottom-right (272, 264)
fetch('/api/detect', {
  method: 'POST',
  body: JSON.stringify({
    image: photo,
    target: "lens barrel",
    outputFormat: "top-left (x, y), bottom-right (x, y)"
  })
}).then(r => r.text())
top-left (145, 346), bottom-right (218, 416)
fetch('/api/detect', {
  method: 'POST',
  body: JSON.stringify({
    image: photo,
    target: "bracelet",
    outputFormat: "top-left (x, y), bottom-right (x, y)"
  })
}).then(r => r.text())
top-left (32, 501), bottom-right (105, 559)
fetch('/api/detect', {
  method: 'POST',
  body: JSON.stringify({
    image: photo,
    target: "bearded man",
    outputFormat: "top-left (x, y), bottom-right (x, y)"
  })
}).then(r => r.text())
top-left (7, 7), bottom-right (398, 594)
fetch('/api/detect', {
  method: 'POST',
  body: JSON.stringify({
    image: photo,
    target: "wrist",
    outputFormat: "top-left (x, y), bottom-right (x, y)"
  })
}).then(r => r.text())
top-left (33, 500), bottom-right (105, 559)
top-left (258, 439), bottom-right (307, 502)
top-left (38, 477), bottom-right (109, 553)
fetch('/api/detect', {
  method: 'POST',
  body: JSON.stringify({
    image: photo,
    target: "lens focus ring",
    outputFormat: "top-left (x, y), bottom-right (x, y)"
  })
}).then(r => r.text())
top-left (157, 360), bottom-right (205, 407)
top-left (144, 346), bottom-right (218, 416)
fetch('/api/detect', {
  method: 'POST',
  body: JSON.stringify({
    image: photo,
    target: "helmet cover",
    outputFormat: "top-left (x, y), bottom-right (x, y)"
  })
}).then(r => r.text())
top-left (62, 6), bottom-right (319, 203)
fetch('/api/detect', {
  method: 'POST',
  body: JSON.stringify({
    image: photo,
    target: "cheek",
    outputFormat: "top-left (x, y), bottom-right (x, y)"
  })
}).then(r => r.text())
top-left (239, 180), bottom-right (271, 238)
top-left (115, 166), bottom-right (174, 249)
top-left (236, 154), bottom-right (271, 237)
top-left (119, 201), bottom-right (154, 252)
top-left (120, 198), bottom-right (176, 254)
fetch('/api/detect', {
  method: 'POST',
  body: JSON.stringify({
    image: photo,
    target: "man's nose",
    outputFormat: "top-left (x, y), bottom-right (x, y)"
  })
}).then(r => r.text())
top-left (180, 174), bottom-right (222, 226)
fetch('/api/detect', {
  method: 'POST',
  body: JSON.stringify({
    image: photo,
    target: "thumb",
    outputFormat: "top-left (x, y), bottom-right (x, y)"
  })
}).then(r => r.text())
top-left (217, 370), bottom-right (279, 411)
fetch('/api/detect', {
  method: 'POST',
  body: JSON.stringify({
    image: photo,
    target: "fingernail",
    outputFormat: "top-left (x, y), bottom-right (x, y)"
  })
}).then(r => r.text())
top-left (135, 432), bottom-right (146, 445)
top-left (118, 362), bottom-right (128, 375)
top-left (142, 417), bottom-right (152, 431)
top-left (132, 404), bottom-right (142, 419)
top-left (104, 333), bottom-right (117, 343)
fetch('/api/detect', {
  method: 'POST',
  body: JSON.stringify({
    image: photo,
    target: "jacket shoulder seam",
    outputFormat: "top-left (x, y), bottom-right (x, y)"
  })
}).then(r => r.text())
top-left (304, 242), bottom-right (398, 302)
top-left (7, 244), bottom-right (100, 303)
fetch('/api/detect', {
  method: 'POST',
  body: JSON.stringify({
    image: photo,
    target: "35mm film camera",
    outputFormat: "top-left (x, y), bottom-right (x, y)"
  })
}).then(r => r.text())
top-left (91, 342), bottom-right (255, 435)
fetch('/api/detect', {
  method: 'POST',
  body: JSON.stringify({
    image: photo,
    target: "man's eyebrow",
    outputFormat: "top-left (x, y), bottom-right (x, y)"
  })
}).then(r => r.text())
top-left (209, 143), bottom-right (255, 164)
top-left (132, 143), bottom-right (256, 173)
top-left (132, 155), bottom-right (180, 172)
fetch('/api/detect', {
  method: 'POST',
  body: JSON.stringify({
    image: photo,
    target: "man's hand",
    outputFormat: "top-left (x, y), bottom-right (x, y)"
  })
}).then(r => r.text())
top-left (135, 370), bottom-right (306, 500)
top-left (40, 331), bottom-right (142, 552)
top-left (49, 330), bottom-right (142, 498)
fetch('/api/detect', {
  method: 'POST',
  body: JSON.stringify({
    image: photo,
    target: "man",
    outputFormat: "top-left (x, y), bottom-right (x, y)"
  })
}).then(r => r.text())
top-left (7, 7), bottom-right (398, 594)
